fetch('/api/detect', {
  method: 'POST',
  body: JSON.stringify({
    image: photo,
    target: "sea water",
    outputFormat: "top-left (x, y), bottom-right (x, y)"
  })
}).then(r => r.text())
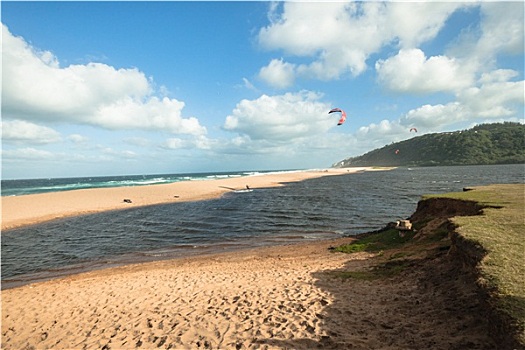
top-left (2, 164), bottom-right (523, 289)
top-left (1, 170), bottom-right (291, 197)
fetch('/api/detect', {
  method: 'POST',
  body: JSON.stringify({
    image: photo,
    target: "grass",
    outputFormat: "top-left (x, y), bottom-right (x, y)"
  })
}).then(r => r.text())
top-left (427, 184), bottom-right (525, 344)
top-left (331, 183), bottom-right (524, 345)
top-left (329, 260), bottom-right (412, 281)
top-left (332, 229), bottom-right (415, 253)
top-left (329, 229), bottom-right (418, 280)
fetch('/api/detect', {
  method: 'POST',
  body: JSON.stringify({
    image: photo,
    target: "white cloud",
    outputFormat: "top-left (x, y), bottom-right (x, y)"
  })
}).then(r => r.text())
top-left (458, 80), bottom-right (524, 118)
top-left (479, 69), bottom-right (519, 84)
top-left (68, 134), bottom-right (90, 144)
top-left (1, 120), bottom-right (62, 144)
top-left (476, 2), bottom-right (524, 57)
top-left (448, 2), bottom-right (524, 70)
top-left (257, 2), bottom-right (468, 86)
top-left (223, 91), bottom-right (334, 142)
top-left (260, 2), bottom-right (350, 56)
top-left (242, 77), bottom-right (257, 91)
top-left (218, 90), bottom-right (362, 165)
top-left (163, 135), bottom-right (214, 150)
top-left (383, 2), bottom-right (466, 49)
top-left (398, 78), bottom-right (524, 129)
top-left (259, 58), bottom-right (296, 89)
top-left (92, 97), bottom-right (206, 135)
top-left (123, 137), bottom-right (150, 148)
top-left (358, 119), bottom-right (406, 138)
top-left (354, 119), bottom-right (420, 152)
top-left (1, 24), bottom-right (206, 136)
top-left (101, 147), bottom-right (137, 159)
top-left (2, 147), bottom-right (55, 161)
top-left (164, 138), bottom-right (187, 150)
top-left (375, 49), bottom-right (473, 93)
top-left (402, 103), bottom-right (467, 129)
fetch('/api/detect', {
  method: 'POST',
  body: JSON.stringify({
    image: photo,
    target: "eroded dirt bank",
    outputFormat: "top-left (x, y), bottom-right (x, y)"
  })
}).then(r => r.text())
top-left (407, 197), bottom-right (522, 350)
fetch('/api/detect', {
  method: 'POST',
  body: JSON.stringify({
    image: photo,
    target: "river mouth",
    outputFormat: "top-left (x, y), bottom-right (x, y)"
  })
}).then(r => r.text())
top-left (2, 164), bottom-right (523, 287)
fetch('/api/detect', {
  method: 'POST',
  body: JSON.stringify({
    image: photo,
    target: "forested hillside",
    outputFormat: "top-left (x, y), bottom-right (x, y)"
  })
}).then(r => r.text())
top-left (334, 122), bottom-right (525, 168)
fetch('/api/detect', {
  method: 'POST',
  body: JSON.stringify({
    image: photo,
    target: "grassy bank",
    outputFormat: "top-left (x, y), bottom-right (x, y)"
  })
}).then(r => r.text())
top-left (428, 184), bottom-right (524, 345)
top-left (333, 183), bottom-right (524, 346)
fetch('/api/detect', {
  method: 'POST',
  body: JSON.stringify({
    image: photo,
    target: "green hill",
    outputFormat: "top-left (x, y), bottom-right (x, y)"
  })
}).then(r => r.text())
top-left (334, 122), bottom-right (525, 168)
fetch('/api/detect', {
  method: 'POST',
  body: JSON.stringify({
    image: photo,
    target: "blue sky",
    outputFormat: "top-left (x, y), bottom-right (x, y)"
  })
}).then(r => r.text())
top-left (2, 1), bottom-right (524, 179)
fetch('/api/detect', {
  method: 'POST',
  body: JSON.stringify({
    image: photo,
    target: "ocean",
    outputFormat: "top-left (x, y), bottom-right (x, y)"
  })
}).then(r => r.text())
top-left (1, 164), bottom-right (523, 289)
top-left (0, 170), bottom-right (290, 197)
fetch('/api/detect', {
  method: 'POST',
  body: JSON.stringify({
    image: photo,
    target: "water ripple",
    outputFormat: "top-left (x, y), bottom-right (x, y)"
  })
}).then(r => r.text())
top-left (2, 164), bottom-right (523, 288)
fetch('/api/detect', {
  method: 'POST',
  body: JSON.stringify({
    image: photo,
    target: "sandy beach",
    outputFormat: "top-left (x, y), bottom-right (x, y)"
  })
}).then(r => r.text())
top-left (1, 168), bottom-right (369, 231)
top-left (1, 167), bottom-right (496, 349)
top-left (1, 237), bottom-right (495, 349)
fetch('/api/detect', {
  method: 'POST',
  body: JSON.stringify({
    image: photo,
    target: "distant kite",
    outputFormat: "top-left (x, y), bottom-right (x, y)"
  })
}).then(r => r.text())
top-left (328, 108), bottom-right (347, 126)
top-left (410, 128), bottom-right (418, 132)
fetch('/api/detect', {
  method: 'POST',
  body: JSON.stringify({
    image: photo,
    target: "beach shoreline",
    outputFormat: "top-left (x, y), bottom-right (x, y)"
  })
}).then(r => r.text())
top-left (1, 232), bottom-right (495, 349)
top-left (1, 167), bottom-right (376, 231)
top-left (1, 167), bottom-right (501, 349)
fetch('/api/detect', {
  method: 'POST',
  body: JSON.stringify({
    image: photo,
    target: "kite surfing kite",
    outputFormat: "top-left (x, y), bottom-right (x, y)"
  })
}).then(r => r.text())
top-left (328, 108), bottom-right (347, 126)
top-left (410, 127), bottom-right (418, 132)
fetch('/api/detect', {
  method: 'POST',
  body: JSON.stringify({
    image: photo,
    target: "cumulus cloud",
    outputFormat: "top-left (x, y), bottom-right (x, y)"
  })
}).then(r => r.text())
top-left (369, 2), bottom-right (524, 133)
top-left (1, 24), bottom-right (206, 136)
top-left (476, 2), bottom-right (524, 57)
top-left (259, 59), bottom-right (296, 89)
top-left (383, 2), bottom-right (467, 49)
top-left (123, 137), bottom-right (150, 148)
top-left (1, 120), bottom-right (62, 144)
top-left (223, 91), bottom-right (334, 142)
top-left (91, 97), bottom-right (205, 135)
top-left (375, 49), bottom-right (473, 93)
top-left (401, 103), bottom-right (467, 129)
top-left (357, 119), bottom-right (406, 137)
top-left (398, 78), bottom-right (524, 129)
top-left (162, 135), bottom-right (214, 150)
top-left (458, 80), bottom-right (524, 118)
top-left (257, 2), bottom-right (468, 87)
top-left (2, 147), bottom-right (55, 161)
top-left (448, 2), bottom-right (524, 71)
top-left (68, 134), bottom-right (90, 144)
top-left (479, 69), bottom-right (519, 84)
top-left (217, 90), bottom-right (362, 170)
top-left (100, 147), bottom-right (137, 159)
top-left (354, 119), bottom-right (417, 153)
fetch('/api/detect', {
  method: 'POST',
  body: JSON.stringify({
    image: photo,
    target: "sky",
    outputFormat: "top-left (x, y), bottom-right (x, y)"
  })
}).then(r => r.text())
top-left (1, 1), bottom-right (524, 179)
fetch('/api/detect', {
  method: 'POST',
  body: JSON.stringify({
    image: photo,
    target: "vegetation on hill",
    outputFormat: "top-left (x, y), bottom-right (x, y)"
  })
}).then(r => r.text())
top-left (334, 122), bottom-right (525, 167)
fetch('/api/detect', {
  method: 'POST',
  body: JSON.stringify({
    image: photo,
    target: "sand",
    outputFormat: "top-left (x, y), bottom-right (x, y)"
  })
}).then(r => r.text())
top-left (1, 168), bottom-right (367, 231)
top-left (1, 167), bottom-right (496, 349)
top-left (1, 239), bottom-right (496, 349)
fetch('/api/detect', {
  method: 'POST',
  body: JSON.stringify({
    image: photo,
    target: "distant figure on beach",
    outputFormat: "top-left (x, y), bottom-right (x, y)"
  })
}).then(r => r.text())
top-left (246, 185), bottom-right (250, 190)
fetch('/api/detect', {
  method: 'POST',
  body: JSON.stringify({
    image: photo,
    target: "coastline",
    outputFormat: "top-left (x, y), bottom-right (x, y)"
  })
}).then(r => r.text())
top-left (1, 167), bottom-right (375, 231)
top-left (1, 169), bottom-right (505, 349)
top-left (1, 229), bottom-right (495, 349)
